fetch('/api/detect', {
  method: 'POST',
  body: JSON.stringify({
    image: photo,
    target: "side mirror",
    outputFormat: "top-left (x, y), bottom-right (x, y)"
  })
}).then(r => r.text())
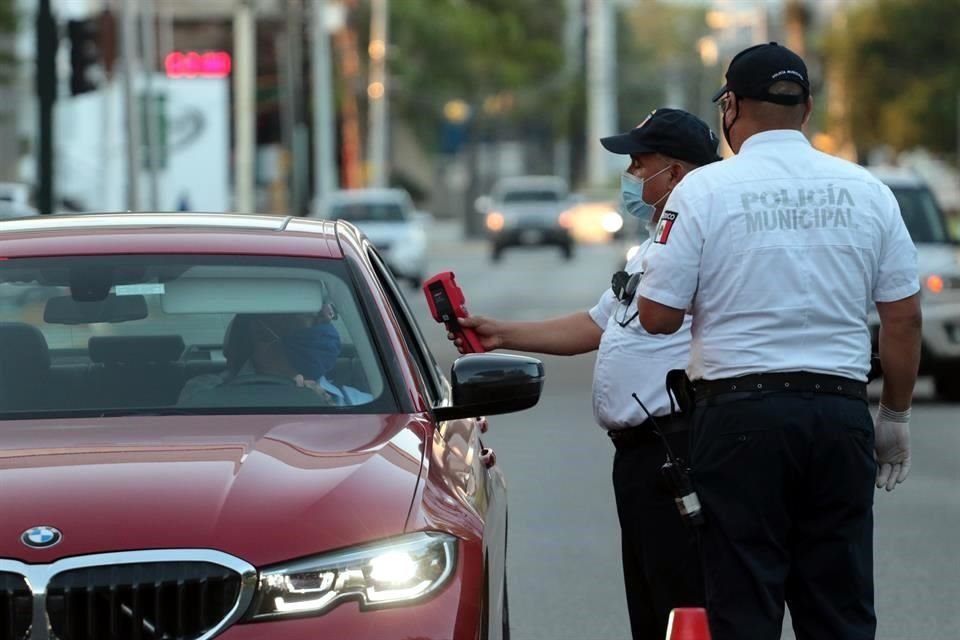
top-left (433, 353), bottom-right (544, 422)
top-left (474, 195), bottom-right (492, 215)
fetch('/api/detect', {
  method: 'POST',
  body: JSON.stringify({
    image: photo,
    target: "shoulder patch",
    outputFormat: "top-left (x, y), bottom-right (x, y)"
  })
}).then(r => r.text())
top-left (654, 210), bottom-right (678, 244)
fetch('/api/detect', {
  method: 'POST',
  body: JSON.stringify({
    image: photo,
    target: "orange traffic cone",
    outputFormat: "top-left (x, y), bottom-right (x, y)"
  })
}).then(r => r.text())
top-left (665, 608), bottom-right (711, 640)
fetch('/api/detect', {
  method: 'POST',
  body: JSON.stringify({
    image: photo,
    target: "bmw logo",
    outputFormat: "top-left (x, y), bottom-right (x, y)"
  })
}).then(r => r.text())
top-left (21, 526), bottom-right (62, 549)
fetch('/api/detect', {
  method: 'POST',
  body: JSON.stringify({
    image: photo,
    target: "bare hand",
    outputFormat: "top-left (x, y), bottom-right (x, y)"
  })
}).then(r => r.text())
top-left (445, 315), bottom-right (505, 354)
top-left (293, 374), bottom-right (334, 403)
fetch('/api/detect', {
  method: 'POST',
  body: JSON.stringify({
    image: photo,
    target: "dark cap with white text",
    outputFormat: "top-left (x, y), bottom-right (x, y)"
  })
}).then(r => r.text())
top-left (600, 108), bottom-right (721, 167)
top-left (712, 42), bottom-right (810, 105)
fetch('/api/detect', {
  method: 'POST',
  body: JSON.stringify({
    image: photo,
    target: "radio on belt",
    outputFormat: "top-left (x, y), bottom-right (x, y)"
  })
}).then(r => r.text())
top-left (423, 272), bottom-right (486, 353)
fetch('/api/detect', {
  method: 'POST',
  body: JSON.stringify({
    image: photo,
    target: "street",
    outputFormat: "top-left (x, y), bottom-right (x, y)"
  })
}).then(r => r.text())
top-left (404, 222), bottom-right (960, 640)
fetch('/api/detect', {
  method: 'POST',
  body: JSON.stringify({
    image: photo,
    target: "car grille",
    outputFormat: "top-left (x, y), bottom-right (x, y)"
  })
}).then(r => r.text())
top-left (46, 563), bottom-right (241, 640)
top-left (0, 573), bottom-right (31, 640)
top-left (0, 551), bottom-right (256, 640)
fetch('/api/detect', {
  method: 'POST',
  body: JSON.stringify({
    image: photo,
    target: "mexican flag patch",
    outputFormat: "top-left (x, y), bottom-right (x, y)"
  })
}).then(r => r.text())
top-left (654, 210), bottom-right (677, 244)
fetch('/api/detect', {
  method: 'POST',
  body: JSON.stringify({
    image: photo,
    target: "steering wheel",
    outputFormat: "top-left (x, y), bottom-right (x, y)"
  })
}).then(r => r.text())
top-left (223, 374), bottom-right (298, 387)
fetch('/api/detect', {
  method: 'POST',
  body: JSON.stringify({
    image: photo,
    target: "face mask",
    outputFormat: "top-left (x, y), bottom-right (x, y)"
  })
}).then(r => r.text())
top-left (620, 166), bottom-right (671, 219)
top-left (721, 95), bottom-right (739, 150)
top-left (282, 322), bottom-right (342, 380)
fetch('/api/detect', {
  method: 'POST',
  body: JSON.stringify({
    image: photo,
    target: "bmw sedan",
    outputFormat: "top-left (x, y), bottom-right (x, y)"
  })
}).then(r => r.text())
top-left (0, 213), bottom-right (543, 640)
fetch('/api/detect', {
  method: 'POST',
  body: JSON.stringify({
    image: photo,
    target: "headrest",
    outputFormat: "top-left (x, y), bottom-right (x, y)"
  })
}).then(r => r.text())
top-left (89, 335), bottom-right (185, 364)
top-left (0, 322), bottom-right (50, 370)
top-left (223, 315), bottom-right (255, 368)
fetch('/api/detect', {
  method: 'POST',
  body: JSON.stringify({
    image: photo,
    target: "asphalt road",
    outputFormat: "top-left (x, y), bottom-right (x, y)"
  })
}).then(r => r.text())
top-left (402, 222), bottom-right (959, 640)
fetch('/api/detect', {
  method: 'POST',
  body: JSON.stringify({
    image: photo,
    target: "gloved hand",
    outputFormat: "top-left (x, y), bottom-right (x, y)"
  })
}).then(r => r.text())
top-left (874, 404), bottom-right (911, 491)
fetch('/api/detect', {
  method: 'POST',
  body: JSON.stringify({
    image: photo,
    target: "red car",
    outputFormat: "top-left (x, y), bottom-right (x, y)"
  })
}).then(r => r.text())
top-left (0, 213), bottom-right (543, 640)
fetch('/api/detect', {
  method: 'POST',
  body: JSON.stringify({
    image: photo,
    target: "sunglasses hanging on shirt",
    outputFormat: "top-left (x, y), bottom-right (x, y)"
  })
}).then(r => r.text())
top-left (610, 270), bottom-right (642, 327)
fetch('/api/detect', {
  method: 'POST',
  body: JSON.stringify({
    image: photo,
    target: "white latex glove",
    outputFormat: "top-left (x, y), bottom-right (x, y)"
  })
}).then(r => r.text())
top-left (874, 404), bottom-right (911, 491)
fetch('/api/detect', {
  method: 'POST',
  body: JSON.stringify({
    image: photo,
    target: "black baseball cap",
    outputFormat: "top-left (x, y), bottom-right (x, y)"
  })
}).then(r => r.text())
top-left (712, 42), bottom-right (810, 105)
top-left (600, 108), bottom-right (721, 166)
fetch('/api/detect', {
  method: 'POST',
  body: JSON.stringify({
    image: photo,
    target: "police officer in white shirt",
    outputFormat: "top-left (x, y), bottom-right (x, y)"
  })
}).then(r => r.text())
top-left (637, 43), bottom-right (922, 640)
top-left (449, 108), bottom-right (720, 640)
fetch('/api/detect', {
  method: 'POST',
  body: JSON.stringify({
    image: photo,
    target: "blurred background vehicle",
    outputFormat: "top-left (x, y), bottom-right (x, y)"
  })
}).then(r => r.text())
top-left (562, 188), bottom-right (627, 245)
top-left (868, 166), bottom-right (960, 401)
top-left (0, 183), bottom-right (38, 219)
top-left (311, 188), bottom-right (430, 287)
top-left (480, 175), bottom-right (576, 262)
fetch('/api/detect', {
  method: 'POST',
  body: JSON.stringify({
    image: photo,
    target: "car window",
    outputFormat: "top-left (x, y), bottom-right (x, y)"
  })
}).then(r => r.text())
top-left (890, 186), bottom-right (951, 244)
top-left (500, 190), bottom-right (563, 204)
top-left (0, 255), bottom-right (396, 418)
top-left (329, 202), bottom-right (406, 223)
top-left (367, 249), bottom-right (444, 403)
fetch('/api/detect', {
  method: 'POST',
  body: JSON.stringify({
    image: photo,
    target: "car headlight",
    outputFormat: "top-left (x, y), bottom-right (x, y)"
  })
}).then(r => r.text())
top-left (247, 532), bottom-right (457, 620)
top-left (601, 211), bottom-right (623, 233)
top-left (923, 273), bottom-right (960, 295)
top-left (486, 212), bottom-right (505, 232)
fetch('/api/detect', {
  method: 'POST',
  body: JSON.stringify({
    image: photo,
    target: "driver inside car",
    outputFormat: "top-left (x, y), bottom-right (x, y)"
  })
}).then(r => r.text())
top-left (178, 308), bottom-right (372, 407)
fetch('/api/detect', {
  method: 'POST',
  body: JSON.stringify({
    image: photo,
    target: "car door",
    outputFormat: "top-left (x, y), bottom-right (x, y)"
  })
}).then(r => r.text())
top-left (366, 248), bottom-right (509, 637)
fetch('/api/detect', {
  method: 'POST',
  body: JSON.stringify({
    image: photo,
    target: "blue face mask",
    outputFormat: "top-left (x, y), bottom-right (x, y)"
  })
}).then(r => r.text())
top-left (620, 167), bottom-right (671, 220)
top-left (282, 322), bottom-right (342, 380)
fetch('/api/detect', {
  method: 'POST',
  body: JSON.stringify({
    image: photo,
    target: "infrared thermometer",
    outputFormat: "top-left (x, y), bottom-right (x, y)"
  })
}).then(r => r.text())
top-left (423, 272), bottom-right (486, 353)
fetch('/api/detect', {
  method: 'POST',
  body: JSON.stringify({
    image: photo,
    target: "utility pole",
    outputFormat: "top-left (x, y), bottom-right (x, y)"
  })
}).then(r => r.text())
top-left (311, 0), bottom-right (338, 205)
top-left (140, 0), bottom-right (160, 210)
top-left (36, 0), bottom-right (57, 214)
top-left (366, 0), bottom-right (388, 188)
top-left (283, 0), bottom-right (306, 215)
top-left (233, 0), bottom-right (256, 213)
top-left (586, 0), bottom-right (616, 187)
top-left (561, 0), bottom-right (584, 185)
top-left (334, 25), bottom-right (364, 189)
top-left (121, 0), bottom-right (142, 211)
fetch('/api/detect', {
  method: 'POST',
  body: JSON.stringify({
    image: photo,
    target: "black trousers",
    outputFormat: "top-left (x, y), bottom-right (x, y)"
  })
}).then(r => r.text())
top-left (612, 428), bottom-right (705, 640)
top-left (690, 391), bottom-right (876, 640)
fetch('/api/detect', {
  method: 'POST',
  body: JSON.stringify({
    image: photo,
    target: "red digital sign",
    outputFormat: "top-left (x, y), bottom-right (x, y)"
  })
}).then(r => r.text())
top-left (165, 51), bottom-right (232, 78)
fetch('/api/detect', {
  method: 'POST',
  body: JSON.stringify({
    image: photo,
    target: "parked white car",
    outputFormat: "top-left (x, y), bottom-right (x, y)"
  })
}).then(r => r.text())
top-left (0, 183), bottom-right (38, 219)
top-left (311, 188), bottom-right (430, 287)
top-left (869, 167), bottom-right (960, 400)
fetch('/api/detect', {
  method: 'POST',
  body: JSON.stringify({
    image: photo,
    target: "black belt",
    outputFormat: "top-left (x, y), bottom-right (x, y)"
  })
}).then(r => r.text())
top-left (692, 372), bottom-right (868, 403)
top-left (607, 413), bottom-right (688, 449)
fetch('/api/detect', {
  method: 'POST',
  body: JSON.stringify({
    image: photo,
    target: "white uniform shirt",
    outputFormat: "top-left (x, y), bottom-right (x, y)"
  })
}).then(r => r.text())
top-left (639, 130), bottom-right (920, 382)
top-left (589, 238), bottom-right (693, 430)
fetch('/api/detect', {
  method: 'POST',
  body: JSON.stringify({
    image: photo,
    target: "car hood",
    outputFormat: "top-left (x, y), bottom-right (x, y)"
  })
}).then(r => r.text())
top-left (0, 414), bottom-right (428, 567)
top-left (348, 221), bottom-right (411, 245)
top-left (500, 202), bottom-right (563, 218)
top-left (917, 243), bottom-right (960, 275)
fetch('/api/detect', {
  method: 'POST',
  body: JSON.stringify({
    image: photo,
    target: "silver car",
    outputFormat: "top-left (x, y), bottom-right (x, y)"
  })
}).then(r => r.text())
top-left (868, 167), bottom-right (960, 400)
top-left (483, 176), bottom-right (575, 262)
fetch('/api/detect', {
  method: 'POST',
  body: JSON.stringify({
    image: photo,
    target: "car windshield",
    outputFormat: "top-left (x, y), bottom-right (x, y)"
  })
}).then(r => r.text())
top-left (329, 202), bottom-right (406, 223)
top-left (890, 186), bottom-right (952, 244)
top-left (0, 255), bottom-right (394, 418)
top-left (500, 190), bottom-right (563, 204)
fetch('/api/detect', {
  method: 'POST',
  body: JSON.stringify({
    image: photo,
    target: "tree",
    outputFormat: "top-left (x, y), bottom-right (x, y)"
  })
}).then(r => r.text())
top-left (380, 0), bottom-right (568, 149)
top-left (619, 0), bottom-right (711, 131)
top-left (826, 0), bottom-right (960, 157)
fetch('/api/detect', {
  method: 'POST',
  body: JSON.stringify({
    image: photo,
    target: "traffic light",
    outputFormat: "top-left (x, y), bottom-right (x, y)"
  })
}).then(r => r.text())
top-left (67, 11), bottom-right (116, 96)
